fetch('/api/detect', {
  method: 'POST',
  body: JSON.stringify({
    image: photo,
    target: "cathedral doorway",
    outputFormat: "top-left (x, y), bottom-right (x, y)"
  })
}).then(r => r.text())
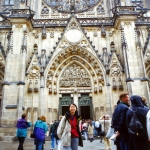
top-left (80, 106), bottom-right (90, 119)
top-left (62, 106), bottom-right (69, 116)
top-left (79, 94), bottom-right (93, 120)
top-left (59, 94), bottom-right (73, 116)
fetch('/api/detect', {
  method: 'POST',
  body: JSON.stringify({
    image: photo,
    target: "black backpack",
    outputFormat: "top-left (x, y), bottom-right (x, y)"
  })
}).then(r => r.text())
top-left (128, 108), bottom-right (144, 136)
top-left (50, 123), bottom-right (55, 133)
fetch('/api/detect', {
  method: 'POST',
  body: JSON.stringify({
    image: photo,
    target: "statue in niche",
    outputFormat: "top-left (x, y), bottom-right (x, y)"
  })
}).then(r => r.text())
top-left (41, 50), bottom-right (46, 67)
top-left (118, 78), bottom-right (122, 86)
top-left (118, 77), bottom-right (123, 90)
top-left (102, 48), bottom-right (109, 66)
top-left (112, 78), bottom-right (116, 86)
top-left (41, 25), bottom-right (47, 39)
top-left (50, 31), bottom-right (54, 38)
top-left (112, 78), bottom-right (117, 90)
top-left (101, 24), bottom-right (106, 37)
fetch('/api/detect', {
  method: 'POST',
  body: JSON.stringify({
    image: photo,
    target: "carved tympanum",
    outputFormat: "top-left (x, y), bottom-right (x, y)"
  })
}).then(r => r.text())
top-left (60, 63), bottom-right (91, 87)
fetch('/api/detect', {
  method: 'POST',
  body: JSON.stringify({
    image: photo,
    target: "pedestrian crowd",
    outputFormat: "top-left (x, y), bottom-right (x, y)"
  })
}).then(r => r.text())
top-left (16, 93), bottom-right (150, 150)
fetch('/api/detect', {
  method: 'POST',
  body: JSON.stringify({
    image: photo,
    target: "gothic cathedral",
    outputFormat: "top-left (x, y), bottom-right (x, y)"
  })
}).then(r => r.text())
top-left (0, 0), bottom-right (150, 138)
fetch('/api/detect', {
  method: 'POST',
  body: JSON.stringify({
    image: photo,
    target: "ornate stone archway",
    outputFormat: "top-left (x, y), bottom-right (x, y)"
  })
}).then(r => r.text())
top-left (45, 45), bottom-right (106, 119)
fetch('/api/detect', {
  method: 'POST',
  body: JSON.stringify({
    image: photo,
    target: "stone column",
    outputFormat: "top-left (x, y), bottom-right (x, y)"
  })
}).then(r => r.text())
top-left (73, 91), bottom-right (78, 107)
top-left (17, 29), bottom-right (27, 119)
top-left (115, 10), bottom-right (149, 99)
top-left (39, 73), bottom-right (45, 116)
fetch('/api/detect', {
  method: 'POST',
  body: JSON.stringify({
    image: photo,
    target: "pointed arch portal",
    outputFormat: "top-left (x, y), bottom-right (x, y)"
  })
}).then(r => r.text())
top-left (45, 45), bottom-right (106, 119)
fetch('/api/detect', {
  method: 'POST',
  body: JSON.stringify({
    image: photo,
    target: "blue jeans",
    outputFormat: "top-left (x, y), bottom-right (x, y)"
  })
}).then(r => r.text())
top-left (51, 133), bottom-right (56, 149)
top-left (83, 131), bottom-right (88, 140)
top-left (63, 138), bottom-right (79, 150)
top-left (35, 138), bottom-right (44, 150)
top-left (57, 139), bottom-right (62, 150)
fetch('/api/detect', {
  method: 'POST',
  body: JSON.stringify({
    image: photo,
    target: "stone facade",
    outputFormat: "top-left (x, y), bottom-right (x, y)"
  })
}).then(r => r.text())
top-left (0, 0), bottom-right (150, 138)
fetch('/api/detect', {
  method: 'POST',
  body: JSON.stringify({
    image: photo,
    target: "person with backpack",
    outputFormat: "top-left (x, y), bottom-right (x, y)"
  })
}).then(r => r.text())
top-left (50, 121), bottom-right (57, 150)
top-left (57, 103), bottom-right (83, 150)
top-left (126, 95), bottom-right (150, 150)
top-left (112, 93), bottom-right (130, 150)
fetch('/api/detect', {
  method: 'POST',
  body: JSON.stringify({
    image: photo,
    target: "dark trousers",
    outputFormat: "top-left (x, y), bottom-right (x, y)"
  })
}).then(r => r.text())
top-left (17, 137), bottom-right (25, 150)
top-left (117, 135), bottom-right (129, 150)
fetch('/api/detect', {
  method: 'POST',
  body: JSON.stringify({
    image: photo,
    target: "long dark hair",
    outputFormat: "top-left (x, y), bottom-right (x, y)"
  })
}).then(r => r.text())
top-left (68, 103), bottom-right (78, 116)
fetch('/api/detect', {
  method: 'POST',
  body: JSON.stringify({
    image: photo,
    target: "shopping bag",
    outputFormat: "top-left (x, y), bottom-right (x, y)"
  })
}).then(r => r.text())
top-left (106, 127), bottom-right (114, 139)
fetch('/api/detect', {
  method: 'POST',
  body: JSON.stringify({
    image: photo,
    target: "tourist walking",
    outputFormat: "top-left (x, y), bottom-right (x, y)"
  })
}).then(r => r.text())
top-left (34, 115), bottom-right (48, 150)
top-left (126, 95), bottom-right (149, 150)
top-left (50, 121), bottom-right (57, 150)
top-left (100, 115), bottom-right (111, 150)
top-left (95, 120), bottom-right (101, 137)
top-left (112, 93), bottom-right (130, 150)
top-left (57, 103), bottom-right (83, 150)
top-left (16, 113), bottom-right (32, 150)
top-left (88, 122), bottom-right (94, 142)
top-left (82, 122), bottom-right (88, 140)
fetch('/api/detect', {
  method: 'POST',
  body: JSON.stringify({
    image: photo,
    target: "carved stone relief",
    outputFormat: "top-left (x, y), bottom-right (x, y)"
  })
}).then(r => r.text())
top-left (110, 64), bottom-right (121, 77)
top-left (68, 21), bottom-right (80, 30)
top-left (28, 66), bottom-right (40, 79)
top-left (110, 60), bottom-right (123, 90)
top-left (60, 63), bottom-right (91, 87)
top-left (7, 31), bottom-right (13, 54)
top-left (27, 65), bottom-right (40, 92)
top-left (59, 39), bottom-right (69, 48)
top-left (41, 6), bottom-right (49, 14)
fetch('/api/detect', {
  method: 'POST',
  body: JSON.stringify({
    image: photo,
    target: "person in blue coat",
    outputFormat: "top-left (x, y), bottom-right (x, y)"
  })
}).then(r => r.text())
top-left (16, 113), bottom-right (32, 150)
top-left (34, 115), bottom-right (48, 150)
top-left (112, 93), bottom-right (130, 150)
top-left (126, 95), bottom-right (149, 150)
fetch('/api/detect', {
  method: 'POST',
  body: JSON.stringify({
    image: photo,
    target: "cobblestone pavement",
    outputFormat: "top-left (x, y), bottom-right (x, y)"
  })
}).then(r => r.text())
top-left (0, 138), bottom-right (116, 150)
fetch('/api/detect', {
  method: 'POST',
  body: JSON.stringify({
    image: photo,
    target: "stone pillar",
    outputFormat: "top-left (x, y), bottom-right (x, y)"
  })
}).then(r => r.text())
top-left (17, 29), bottom-right (27, 119)
top-left (115, 10), bottom-right (150, 100)
top-left (73, 91), bottom-right (78, 107)
top-left (40, 74), bottom-right (45, 116)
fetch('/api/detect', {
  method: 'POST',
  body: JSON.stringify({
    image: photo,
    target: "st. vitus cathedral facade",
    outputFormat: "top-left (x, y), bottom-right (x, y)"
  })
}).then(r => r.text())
top-left (0, 0), bottom-right (150, 137)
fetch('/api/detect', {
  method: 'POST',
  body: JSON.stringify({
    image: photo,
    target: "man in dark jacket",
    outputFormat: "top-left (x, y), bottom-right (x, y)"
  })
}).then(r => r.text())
top-left (112, 93), bottom-right (130, 150)
top-left (126, 95), bottom-right (149, 150)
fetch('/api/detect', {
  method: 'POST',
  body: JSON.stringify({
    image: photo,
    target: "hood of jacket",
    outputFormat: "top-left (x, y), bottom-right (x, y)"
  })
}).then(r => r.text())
top-left (17, 119), bottom-right (28, 128)
top-left (130, 95), bottom-right (144, 108)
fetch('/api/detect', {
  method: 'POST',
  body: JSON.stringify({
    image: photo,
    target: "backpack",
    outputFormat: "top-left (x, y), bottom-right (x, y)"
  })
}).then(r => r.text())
top-left (50, 123), bottom-right (55, 133)
top-left (128, 108), bottom-right (144, 136)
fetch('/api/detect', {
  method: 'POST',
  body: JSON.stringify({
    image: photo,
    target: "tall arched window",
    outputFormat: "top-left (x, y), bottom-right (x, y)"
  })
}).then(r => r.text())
top-left (4, 0), bottom-right (14, 5)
